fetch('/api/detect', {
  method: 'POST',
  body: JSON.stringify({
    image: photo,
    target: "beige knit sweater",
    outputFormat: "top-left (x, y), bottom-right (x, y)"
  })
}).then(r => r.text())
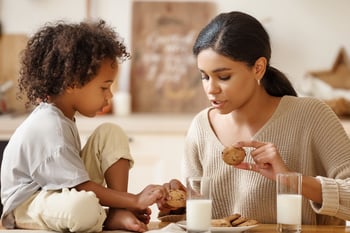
top-left (183, 96), bottom-right (350, 225)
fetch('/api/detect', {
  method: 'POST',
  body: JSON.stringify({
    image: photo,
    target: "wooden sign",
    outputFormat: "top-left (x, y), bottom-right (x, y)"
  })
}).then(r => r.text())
top-left (130, 1), bottom-right (216, 113)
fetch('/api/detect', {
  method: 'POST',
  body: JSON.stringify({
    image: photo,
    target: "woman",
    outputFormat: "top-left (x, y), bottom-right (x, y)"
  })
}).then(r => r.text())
top-left (169, 11), bottom-right (350, 225)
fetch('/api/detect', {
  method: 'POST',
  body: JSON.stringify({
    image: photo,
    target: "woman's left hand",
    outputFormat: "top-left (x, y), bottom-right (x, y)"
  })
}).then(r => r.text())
top-left (233, 140), bottom-right (290, 180)
top-left (157, 179), bottom-right (186, 211)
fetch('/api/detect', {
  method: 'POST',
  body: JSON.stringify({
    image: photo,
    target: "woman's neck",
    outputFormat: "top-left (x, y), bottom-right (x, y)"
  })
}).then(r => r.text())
top-left (209, 95), bottom-right (282, 146)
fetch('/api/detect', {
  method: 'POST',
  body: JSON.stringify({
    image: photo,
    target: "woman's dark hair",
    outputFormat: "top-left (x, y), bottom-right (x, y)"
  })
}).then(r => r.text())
top-left (18, 19), bottom-right (131, 106)
top-left (193, 11), bottom-right (297, 97)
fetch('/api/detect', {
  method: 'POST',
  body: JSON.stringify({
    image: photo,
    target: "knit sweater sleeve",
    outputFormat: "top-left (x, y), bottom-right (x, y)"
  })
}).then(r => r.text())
top-left (303, 98), bottom-right (350, 220)
top-left (311, 176), bottom-right (350, 220)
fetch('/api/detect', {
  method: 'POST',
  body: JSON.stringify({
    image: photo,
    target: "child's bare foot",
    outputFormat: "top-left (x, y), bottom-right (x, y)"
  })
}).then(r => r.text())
top-left (104, 208), bottom-right (148, 232)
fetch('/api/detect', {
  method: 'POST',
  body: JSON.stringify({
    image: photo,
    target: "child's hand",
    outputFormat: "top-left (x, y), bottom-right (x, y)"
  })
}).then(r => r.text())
top-left (136, 184), bottom-right (167, 210)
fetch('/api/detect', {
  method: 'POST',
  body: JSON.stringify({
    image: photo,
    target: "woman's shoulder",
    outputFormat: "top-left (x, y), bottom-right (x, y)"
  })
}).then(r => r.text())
top-left (281, 95), bottom-right (331, 111)
top-left (283, 95), bottom-right (325, 104)
top-left (280, 95), bottom-right (338, 121)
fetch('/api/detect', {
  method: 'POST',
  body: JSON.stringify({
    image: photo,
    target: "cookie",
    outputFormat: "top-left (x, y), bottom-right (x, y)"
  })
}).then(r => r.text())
top-left (166, 190), bottom-right (186, 208)
top-left (231, 216), bottom-right (248, 226)
top-left (211, 219), bottom-right (231, 227)
top-left (237, 219), bottom-right (259, 226)
top-left (209, 213), bottom-right (259, 228)
top-left (224, 213), bottom-right (241, 223)
top-left (222, 146), bottom-right (246, 165)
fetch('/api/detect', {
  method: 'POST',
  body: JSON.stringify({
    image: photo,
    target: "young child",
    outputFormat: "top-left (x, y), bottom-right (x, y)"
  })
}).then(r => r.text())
top-left (0, 20), bottom-right (167, 232)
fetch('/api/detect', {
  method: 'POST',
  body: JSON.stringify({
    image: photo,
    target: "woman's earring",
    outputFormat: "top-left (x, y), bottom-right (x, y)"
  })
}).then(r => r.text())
top-left (257, 79), bottom-right (261, 86)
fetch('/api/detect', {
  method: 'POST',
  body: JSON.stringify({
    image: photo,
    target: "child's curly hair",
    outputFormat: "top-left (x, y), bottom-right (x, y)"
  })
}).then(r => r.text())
top-left (18, 19), bottom-right (130, 106)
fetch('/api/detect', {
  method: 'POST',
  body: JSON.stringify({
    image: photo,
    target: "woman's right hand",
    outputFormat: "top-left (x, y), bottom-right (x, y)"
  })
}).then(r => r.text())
top-left (234, 140), bottom-right (290, 180)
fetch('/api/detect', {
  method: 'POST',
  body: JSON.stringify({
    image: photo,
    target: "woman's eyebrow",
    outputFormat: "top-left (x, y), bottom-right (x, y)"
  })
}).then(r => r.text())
top-left (199, 67), bottom-right (232, 73)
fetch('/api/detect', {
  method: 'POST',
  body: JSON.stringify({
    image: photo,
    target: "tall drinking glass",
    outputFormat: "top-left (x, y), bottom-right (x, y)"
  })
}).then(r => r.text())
top-left (276, 172), bottom-right (302, 233)
top-left (186, 177), bottom-right (212, 233)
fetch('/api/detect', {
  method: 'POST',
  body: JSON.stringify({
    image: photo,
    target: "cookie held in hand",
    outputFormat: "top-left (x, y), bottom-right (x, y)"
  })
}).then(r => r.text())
top-left (222, 146), bottom-right (246, 165)
top-left (158, 189), bottom-right (187, 222)
top-left (166, 189), bottom-right (186, 208)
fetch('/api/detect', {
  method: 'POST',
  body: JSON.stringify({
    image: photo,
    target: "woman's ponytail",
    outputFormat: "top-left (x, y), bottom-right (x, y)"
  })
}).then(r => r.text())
top-left (262, 66), bottom-right (297, 97)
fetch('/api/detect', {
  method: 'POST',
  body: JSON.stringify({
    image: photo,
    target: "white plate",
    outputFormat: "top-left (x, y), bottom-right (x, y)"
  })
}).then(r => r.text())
top-left (177, 220), bottom-right (259, 233)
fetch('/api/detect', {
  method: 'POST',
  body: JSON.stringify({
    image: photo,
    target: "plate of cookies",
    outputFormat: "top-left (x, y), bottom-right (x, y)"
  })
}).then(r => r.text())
top-left (177, 213), bottom-right (259, 233)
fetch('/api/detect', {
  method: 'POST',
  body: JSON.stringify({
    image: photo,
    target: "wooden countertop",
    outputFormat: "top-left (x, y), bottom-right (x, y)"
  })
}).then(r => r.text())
top-left (150, 222), bottom-right (350, 232)
top-left (246, 224), bottom-right (349, 232)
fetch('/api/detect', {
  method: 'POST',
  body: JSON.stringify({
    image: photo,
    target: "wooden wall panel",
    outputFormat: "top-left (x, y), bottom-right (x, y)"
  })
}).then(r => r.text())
top-left (130, 1), bottom-right (216, 113)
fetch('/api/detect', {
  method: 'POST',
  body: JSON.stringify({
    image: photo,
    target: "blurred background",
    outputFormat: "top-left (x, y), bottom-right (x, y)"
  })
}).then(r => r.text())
top-left (1, 0), bottom-right (350, 115)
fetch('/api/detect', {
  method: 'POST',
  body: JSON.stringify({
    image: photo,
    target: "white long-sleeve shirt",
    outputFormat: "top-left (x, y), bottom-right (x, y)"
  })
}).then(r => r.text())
top-left (183, 96), bottom-right (350, 225)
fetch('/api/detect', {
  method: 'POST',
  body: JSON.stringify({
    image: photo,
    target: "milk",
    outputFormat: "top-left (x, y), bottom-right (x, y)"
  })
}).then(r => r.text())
top-left (277, 194), bottom-right (302, 224)
top-left (186, 199), bottom-right (212, 232)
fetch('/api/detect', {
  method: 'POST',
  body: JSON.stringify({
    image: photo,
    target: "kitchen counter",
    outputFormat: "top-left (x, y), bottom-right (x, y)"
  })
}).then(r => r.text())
top-left (0, 113), bottom-right (196, 140)
top-left (2, 114), bottom-right (350, 140)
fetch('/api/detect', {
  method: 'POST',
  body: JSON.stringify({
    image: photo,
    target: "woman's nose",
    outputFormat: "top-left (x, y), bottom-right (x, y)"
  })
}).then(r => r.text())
top-left (206, 79), bottom-right (220, 94)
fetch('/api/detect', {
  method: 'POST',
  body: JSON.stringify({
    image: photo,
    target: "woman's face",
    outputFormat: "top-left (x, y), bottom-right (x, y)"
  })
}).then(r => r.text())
top-left (197, 48), bottom-right (262, 114)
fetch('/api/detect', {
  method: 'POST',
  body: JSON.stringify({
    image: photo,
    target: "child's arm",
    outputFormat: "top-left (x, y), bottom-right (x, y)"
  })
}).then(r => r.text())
top-left (75, 181), bottom-right (167, 210)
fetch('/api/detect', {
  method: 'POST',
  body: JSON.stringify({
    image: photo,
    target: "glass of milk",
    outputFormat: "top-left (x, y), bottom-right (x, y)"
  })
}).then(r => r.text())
top-left (186, 176), bottom-right (212, 233)
top-left (276, 172), bottom-right (302, 232)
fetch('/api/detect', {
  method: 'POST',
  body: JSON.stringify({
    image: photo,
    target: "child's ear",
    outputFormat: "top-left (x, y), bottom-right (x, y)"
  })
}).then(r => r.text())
top-left (254, 57), bottom-right (267, 79)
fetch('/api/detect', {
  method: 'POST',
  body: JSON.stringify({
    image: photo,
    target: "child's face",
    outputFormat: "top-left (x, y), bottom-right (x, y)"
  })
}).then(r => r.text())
top-left (72, 59), bottom-right (118, 117)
